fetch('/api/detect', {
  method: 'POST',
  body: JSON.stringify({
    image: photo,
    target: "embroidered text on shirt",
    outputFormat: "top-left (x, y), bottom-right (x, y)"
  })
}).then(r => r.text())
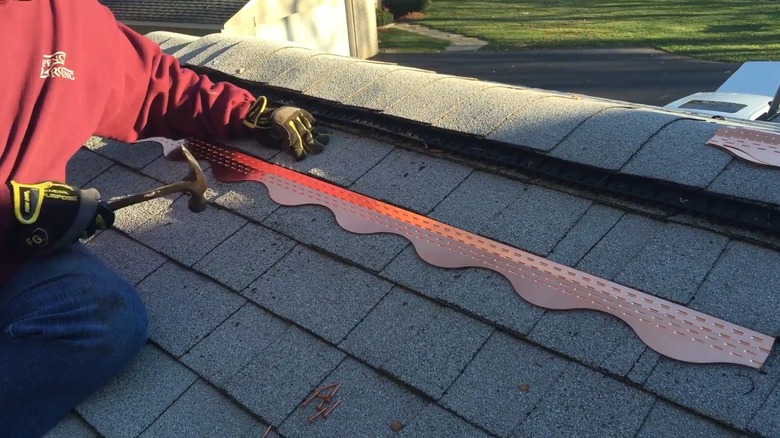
top-left (40, 51), bottom-right (75, 80)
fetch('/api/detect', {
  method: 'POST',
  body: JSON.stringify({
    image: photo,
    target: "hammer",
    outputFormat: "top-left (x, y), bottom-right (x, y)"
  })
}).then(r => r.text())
top-left (106, 140), bottom-right (208, 212)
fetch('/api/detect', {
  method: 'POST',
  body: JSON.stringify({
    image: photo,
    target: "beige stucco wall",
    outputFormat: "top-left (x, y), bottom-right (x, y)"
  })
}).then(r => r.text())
top-left (223, 0), bottom-right (377, 58)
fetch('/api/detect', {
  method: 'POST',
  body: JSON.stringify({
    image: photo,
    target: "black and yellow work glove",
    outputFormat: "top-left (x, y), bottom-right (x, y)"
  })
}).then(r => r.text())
top-left (243, 96), bottom-right (330, 161)
top-left (6, 181), bottom-right (114, 256)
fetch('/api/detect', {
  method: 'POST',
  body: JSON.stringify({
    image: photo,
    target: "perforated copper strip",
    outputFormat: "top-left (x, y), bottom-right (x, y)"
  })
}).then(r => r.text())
top-left (708, 126), bottom-right (780, 167)
top-left (186, 138), bottom-right (775, 369)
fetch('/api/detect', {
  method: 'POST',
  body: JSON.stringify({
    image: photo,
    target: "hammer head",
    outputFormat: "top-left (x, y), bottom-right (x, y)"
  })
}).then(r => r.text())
top-left (105, 143), bottom-right (209, 213)
top-left (179, 146), bottom-right (208, 213)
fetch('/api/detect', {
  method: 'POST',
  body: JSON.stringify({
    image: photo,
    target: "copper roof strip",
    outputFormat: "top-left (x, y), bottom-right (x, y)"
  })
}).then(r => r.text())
top-left (708, 126), bottom-right (780, 167)
top-left (185, 138), bottom-right (775, 369)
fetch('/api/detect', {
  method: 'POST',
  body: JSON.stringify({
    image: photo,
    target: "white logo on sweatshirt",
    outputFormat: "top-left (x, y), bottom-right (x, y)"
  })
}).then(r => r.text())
top-left (40, 51), bottom-right (75, 80)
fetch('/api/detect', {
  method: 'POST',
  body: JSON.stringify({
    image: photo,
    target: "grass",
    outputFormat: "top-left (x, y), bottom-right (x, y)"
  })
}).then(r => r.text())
top-left (378, 27), bottom-right (450, 53)
top-left (411, 0), bottom-right (780, 62)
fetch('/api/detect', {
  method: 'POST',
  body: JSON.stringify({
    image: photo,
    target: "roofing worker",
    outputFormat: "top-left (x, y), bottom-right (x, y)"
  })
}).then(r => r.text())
top-left (0, 1), bottom-right (328, 436)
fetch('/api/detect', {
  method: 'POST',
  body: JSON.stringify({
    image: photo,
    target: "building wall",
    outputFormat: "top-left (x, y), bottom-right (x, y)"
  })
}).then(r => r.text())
top-left (345, 0), bottom-right (378, 59)
top-left (223, 0), bottom-right (377, 58)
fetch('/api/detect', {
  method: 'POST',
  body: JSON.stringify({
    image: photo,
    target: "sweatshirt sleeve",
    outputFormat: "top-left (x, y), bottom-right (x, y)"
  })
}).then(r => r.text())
top-left (95, 16), bottom-right (255, 142)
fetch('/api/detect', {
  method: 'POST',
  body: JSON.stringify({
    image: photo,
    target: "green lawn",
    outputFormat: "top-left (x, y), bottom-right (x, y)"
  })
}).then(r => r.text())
top-left (378, 27), bottom-right (450, 53)
top-left (412, 0), bottom-right (780, 62)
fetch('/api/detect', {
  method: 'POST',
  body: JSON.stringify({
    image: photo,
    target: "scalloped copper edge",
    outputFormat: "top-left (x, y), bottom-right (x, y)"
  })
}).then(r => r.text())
top-left (186, 138), bottom-right (775, 369)
top-left (707, 126), bottom-right (780, 167)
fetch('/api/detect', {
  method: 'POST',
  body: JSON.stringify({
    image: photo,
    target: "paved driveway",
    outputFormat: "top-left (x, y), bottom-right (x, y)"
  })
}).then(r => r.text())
top-left (371, 48), bottom-right (739, 106)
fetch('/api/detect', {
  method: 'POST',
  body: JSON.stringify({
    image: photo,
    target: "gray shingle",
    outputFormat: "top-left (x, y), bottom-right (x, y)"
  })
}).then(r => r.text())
top-left (707, 158), bottom-right (780, 207)
top-left (513, 363), bottom-right (655, 438)
top-left (528, 309), bottom-right (646, 376)
top-left (304, 61), bottom-right (411, 103)
top-left (77, 345), bottom-right (197, 438)
top-left (441, 331), bottom-right (570, 436)
top-left (244, 245), bottom-right (393, 344)
top-left (263, 203), bottom-right (410, 271)
top-left (643, 352), bottom-right (780, 430)
top-left (180, 302), bottom-right (290, 386)
top-left (140, 379), bottom-right (259, 438)
top-left (86, 229), bottom-right (167, 286)
top-left (479, 183), bottom-right (592, 256)
top-left (139, 152), bottom-right (212, 185)
top-left (88, 163), bottom-right (179, 233)
top-left (45, 414), bottom-right (99, 438)
top-left (349, 147), bottom-right (473, 214)
top-left (576, 213), bottom-right (664, 280)
top-left (102, 0), bottom-right (247, 25)
top-left (267, 54), bottom-right (362, 92)
top-left (224, 326), bottom-right (346, 425)
top-left (547, 203), bottom-right (625, 266)
top-left (144, 31), bottom-right (199, 55)
top-left (345, 68), bottom-right (448, 112)
top-left (267, 129), bottom-right (394, 187)
top-left (549, 108), bottom-right (679, 170)
top-left (398, 404), bottom-right (492, 438)
top-left (340, 287), bottom-right (493, 399)
top-left (343, 69), bottom-right (442, 117)
top-left (241, 424), bottom-right (277, 438)
top-left (434, 87), bottom-right (549, 136)
top-left (638, 400), bottom-right (742, 438)
top-left (136, 262), bottom-right (246, 357)
top-left (749, 380), bottom-right (780, 437)
top-left (487, 96), bottom-right (616, 151)
top-left (278, 358), bottom-right (427, 438)
top-left (205, 44), bottom-right (320, 84)
top-left (688, 239), bottom-right (780, 335)
top-left (380, 245), bottom-right (546, 335)
top-left (203, 167), bottom-right (282, 224)
top-left (84, 136), bottom-right (162, 170)
top-left (66, 148), bottom-right (114, 187)
top-left (129, 195), bottom-right (247, 266)
top-left (601, 340), bottom-right (651, 378)
top-left (612, 223), bottom-right (729, 303)
top-left (430, 170), bottom-right (525, 231)
top-left (193, 222), bottom-right (296, 292)
top-left (627, 348), bottom-right (661, 385)
top-left (384, 77), bottom-right (496, 124)
top-left (621, 119), bottom-right (732, 188)
top-left (173, 34), bottom-right (256, 66)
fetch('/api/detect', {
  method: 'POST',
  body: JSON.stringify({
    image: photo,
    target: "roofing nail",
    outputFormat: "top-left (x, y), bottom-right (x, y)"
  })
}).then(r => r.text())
top-left (323, 400), bottom-right (341, 419)
top-left (302, 388), bottom-right (321, 408)
top-left (317, 397), bottom-right (328, 411)
top-left (308, 406), bottom-right (327, 423)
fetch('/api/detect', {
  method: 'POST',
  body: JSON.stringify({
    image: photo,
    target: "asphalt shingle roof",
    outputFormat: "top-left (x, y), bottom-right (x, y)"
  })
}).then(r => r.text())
top-left (44, 31), bottom-right (780, 437)
top-left (99, 0), bottom-right (247, 26)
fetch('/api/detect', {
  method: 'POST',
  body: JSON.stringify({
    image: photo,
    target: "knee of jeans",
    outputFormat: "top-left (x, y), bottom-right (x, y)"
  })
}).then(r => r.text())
top-left (106, 278), bottom-right (149, 354)
top-left (3, 265), bottom-right (149, 362)
top-left (74, 273), bottom-right (149, 361)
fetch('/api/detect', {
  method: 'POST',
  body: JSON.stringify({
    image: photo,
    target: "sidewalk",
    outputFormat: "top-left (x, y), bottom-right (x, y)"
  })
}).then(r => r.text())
top-left (389, 22), bottom-right (488, 52)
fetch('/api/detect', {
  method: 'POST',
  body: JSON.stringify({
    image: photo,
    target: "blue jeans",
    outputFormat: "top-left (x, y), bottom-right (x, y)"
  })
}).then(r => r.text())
top-left (0, 242), bottom-right (149, 438)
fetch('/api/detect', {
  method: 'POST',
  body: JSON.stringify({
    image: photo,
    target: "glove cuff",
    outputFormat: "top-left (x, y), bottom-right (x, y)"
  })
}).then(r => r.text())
top-left (242, 96), bottom-right (274, 130)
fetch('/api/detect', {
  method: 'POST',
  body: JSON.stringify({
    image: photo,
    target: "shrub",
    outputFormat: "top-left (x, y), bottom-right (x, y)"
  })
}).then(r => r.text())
top-left (376, 8), bottom-right (395, 27)
top-left (382, 0), bottom-right (431, 18)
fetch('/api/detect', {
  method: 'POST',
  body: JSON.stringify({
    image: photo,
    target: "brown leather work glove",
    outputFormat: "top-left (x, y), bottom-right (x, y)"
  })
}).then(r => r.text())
top-left (243, 96), bottom-right (329, 161)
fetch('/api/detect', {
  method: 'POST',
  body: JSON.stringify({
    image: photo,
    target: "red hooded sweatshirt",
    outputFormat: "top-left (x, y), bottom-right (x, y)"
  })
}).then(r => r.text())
top-left (0, 0), bottom-right (256, 284)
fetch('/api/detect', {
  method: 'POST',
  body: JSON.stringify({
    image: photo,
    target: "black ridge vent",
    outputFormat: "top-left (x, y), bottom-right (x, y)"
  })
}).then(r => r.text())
top-left (190, 66), bottom-right (780, 236)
